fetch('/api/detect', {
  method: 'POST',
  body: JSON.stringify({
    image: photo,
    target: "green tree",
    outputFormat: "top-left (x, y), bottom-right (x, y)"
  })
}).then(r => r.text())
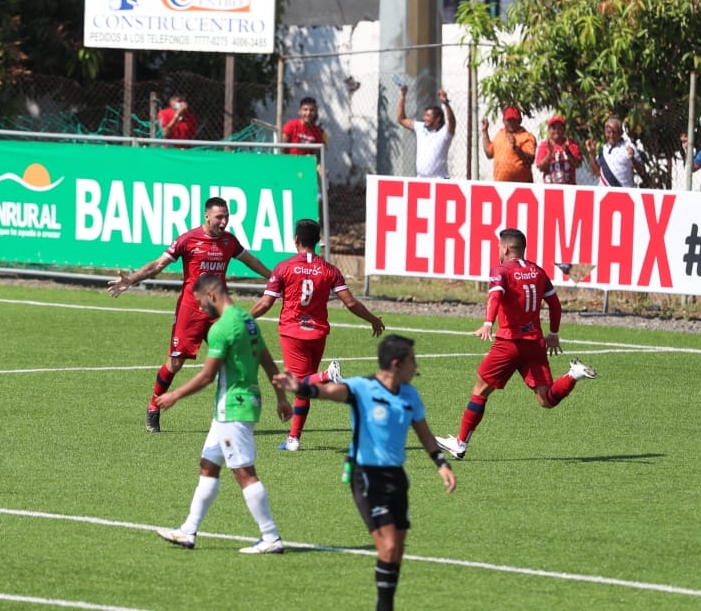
top-left (458, 0), bottom-right (701, 188)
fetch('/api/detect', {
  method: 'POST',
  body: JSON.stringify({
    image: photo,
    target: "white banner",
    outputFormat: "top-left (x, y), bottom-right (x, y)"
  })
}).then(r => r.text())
top-left (365, 175), bottom-right (701, 296)
top-left (84, 0), bottom-right (276, 54)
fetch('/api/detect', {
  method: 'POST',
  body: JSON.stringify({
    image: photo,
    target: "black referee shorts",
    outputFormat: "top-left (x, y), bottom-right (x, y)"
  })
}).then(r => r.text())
top-left (351, 465), bottom-right (410, 532)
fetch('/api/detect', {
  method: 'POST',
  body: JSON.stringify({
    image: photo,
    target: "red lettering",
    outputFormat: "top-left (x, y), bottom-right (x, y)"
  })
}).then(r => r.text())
top-left (433, 182), bottom-right (467, 275)
top-left (505, 188), bottom-right (541, 262)
top-left (597, 192), bottom-right (635, 284)
top-left (375, 179), bottom-right (403, 270)
top-left (542, 189), bottom-right (594, 280)
top-left (406, 181), bottom-right (430, 273)
top-left (469, 184), bottom-right (502, 276)
top-left (638, 193), bottom-right (674, 287)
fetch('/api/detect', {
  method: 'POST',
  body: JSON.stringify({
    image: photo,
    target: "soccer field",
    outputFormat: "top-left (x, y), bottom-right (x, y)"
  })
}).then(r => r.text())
top-left (1, 283), bottom-right (700, 611)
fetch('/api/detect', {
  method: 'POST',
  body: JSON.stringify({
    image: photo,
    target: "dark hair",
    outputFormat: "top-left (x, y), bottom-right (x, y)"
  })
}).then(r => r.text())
top-left (499, 228), bottom-right (526, 251)
top-left (425, 105), bottom-right (445, 129)
top-left (205, 196), bottom-right (228, 211)
top-left (378, 335), bottom-right (415, 370)
top-left (193, 273), bottom-right (227, 294)
top-left (295, 219), bottom-right (321, 247)
top-left (299, 97), bottom-right (318, 108)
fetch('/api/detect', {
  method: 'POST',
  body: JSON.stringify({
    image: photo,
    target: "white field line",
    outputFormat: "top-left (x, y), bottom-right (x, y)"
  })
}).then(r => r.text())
top-left (1, 507), bottom-right (700, 599)
top-left (0, 594), bottom-right (151, 611)
top-left (2, 297), bottom-right (699, 375)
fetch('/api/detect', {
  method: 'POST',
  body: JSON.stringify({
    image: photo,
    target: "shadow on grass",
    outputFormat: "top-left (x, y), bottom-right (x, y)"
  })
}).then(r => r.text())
top-left (406, 446), bottom-right (666, 464)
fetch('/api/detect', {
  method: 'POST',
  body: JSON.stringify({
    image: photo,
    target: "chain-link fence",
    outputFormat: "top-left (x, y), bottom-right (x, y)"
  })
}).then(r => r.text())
top-left (1, 35), bottom-right (699, 258)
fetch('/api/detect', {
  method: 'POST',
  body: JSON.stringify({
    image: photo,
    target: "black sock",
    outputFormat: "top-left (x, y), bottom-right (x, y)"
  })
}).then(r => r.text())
top-left (375, 560), bottom-right (400, 611)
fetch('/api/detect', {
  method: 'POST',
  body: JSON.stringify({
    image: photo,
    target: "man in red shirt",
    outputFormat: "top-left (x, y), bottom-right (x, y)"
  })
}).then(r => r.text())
top-left (107, 196), bottom-right (271, 433)
top-left (535, 115), bottom-right (583, 184)
top-left (250, 219), bottom-right (385, 451)
top-left (436, 228), bottom-right (597, 459)
top-left (281, 97), bottom-right (326, 158)
top-left (157, 93), bottom-right (198, 144)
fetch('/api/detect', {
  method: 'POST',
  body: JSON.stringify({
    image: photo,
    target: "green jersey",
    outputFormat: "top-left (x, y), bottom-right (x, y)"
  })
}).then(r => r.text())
top-left (206, 305), bottom-right (267, 422)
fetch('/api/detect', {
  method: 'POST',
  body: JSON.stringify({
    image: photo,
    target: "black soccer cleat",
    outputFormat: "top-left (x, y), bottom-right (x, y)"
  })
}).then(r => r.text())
top-left (146, 410), bottom-right (161, 433)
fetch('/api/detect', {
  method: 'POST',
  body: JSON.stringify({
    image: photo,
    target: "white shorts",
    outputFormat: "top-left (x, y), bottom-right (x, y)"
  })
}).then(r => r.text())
top-left (201, 420), bottom-right (257, 469)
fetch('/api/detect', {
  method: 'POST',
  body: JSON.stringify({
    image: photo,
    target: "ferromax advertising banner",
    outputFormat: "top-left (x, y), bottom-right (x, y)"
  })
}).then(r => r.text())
top-left (84, 0), bottom-right (277, 54)
top-left (0, 140), bottom-right (318, 276)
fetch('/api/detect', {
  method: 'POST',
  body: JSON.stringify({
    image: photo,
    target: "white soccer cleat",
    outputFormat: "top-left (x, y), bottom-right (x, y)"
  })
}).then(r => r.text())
top-left (239, 537), bottom-right (284, 554)
top-left (327, 359), bottom-right (343, 384)
top-left (435, 434), bottom-right (467, 460)
top-left (278, 436), bottom-right (300, 452)
top-left (157, 527), bottom-right (196, 549)
top-left (568, 358), bottom-right (597, 380)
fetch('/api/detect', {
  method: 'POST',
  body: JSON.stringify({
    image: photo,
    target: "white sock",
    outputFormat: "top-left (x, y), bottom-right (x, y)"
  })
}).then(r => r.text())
top-left (242, 480), bottom-right (279, 541)
top-left (181, 475), bottom-right (220, 535)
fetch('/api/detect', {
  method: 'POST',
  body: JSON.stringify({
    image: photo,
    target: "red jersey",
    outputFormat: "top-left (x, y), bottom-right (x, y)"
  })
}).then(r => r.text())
top-left (281, 119), bottom-right (326, 155)
top-left (485, 258), bottom-right (560, 340)
top-left (264, 252), bottom-right (347, 339)
top-left (165, 227), bottom-right (245, 312)
top-left (157, 107), bottom-right (198, 141)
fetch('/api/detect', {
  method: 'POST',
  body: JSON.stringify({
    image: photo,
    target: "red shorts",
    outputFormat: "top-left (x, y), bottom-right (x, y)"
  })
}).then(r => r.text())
top-left (477, 337), bottom-right (553, 389)
top-left (279, 335), bottom-right (327, 379)
top-left (169, 306), bottom-right (212, 360)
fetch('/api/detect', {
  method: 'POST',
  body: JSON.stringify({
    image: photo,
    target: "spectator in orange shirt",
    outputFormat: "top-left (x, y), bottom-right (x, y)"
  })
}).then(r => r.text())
top-left (481, 106), bottom-right (536, 182)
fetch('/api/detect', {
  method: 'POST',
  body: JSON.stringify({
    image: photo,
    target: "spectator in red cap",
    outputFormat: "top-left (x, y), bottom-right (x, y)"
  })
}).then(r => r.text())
top-left (535, 115), bottom-right (583, 184)
top-left (481, 106), bottom-right (536, 182)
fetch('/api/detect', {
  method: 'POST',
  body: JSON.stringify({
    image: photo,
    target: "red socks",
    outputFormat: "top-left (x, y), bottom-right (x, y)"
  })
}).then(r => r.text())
top-left (149, 365), bottom-right (175, 412)
top-left (458, 394), bottom-right (487, 444)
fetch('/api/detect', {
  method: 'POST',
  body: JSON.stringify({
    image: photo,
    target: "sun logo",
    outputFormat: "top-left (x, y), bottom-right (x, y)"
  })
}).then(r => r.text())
top-left (0, 163), bottom-right (64, 192)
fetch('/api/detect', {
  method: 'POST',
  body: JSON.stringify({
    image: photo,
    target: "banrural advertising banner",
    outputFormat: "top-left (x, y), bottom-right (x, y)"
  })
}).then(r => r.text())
top-left (365, 175), bottom-right (701, 296)
top-left (0, 140), bottom-right (318, 276)
top-left (84, 0), bottom-right (277, 54)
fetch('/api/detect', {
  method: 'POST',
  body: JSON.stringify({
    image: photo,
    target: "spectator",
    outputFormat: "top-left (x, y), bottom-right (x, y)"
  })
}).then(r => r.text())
top-left (273, 334), bottom-right (456, 611)
top-left (156, 93), bottom-right (198, 143)
top-left (535, 115), bottom-right (583, 184)
top-left (106, 196), bottom-right (271, 433)
top-left (281, 97), bottom-right (327, 161)
top-left (585, 117), bottom-right (643, 187)
top-left (397, 85), bottom-right (456, 178)
top-left (481, 106), bottom-right (536, 182)
top-left (155, 274), bottom-right (292, 554)
top-left (435, 228), bottom-right (597, 460)
top-left (281, 97), bottom-right (328, 222)
top-left (250, 219), bottom-right (385, 452)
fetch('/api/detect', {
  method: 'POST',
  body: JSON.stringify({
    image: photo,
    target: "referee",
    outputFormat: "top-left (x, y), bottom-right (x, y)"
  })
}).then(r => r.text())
top-left (274, 334), bottom-right (456, 611)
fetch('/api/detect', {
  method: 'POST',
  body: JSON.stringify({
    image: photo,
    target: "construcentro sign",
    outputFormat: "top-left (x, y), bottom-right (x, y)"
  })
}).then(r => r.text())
top-left (84, 0), bottom-right (276, 54)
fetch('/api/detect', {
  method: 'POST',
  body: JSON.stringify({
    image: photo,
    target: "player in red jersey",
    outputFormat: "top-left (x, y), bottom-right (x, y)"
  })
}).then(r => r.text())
top-left (107, 196), bottom-right (272, 433)
top-left (436, 228), bottom-right (597, 459)
top-left (250, 219), bottom-right (385, 451)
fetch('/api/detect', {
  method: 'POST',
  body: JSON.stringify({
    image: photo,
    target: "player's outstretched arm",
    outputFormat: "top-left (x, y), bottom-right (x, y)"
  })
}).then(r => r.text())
top-left (106, 256), bottom-right (170, 298)
top-left (336, 289), bottom-right (385, 336)
top-left (273, 371), bottom-right (349, 403)
top-left (155, 357), bottom-right (219, 410)
top-left (238, 251), bottom-right (272, 279)
top-left (250, 294), bottom-right (276, 319)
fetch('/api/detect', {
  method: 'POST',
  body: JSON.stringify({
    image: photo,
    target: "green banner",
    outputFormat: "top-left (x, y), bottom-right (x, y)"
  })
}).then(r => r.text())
top-left (0, 140), bottom-right (318, 276)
